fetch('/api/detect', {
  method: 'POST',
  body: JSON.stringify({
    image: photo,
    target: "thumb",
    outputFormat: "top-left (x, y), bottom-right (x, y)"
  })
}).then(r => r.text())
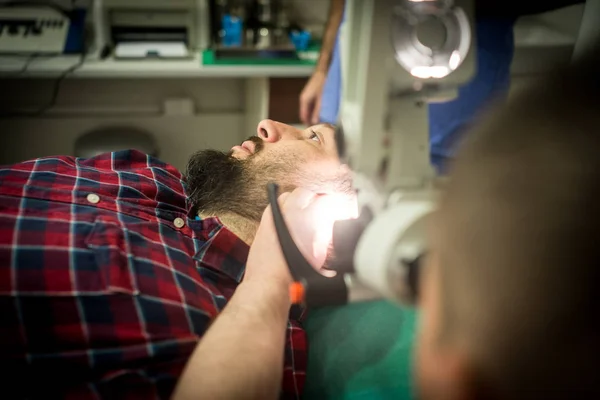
top-left (278, 191), bottom-right (291, 206)
top-left (285, 187), bottom-right (318, 210)
top-left (311, 94), bottom-right (322, 125)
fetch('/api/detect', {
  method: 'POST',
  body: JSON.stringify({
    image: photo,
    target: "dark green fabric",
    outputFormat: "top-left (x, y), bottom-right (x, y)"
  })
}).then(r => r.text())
top-left (303, 301), bottom-right (418, 400)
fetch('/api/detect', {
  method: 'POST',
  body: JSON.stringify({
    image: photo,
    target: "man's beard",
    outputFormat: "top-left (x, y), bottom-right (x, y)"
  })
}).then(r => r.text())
top-left (185, 137), bottom-right (354, 222)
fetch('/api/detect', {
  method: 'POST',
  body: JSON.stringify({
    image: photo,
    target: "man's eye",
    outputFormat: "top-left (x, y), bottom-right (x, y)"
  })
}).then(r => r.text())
top-left (310, 130), bottom-right (321, 142)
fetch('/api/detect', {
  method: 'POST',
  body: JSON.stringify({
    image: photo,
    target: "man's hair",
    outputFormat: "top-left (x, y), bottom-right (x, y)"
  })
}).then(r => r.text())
top-left (437, 51), bottom-right (600, 399)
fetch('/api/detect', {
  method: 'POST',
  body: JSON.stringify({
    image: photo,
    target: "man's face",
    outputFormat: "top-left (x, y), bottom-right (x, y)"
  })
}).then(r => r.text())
top-left (185, 119), bottom-right (352, 222)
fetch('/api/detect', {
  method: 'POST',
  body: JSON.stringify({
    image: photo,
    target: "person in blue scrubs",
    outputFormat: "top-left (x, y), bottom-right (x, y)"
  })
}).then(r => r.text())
top-left (300, 1), bottom-right (582, 173)
top-left (301, 11), bottom-right (515, 174)
top-left (299, 0), bottom-right (345, 127)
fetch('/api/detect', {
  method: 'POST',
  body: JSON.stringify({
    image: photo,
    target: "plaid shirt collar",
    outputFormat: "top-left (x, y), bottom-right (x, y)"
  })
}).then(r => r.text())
top-left (190, 216), bottom-right (250, 284)
top-left (183, 182), bottom-right (250, 283)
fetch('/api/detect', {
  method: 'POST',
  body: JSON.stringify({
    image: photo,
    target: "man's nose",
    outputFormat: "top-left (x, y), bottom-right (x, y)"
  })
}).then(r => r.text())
top-left (256, 119), bottom-right (299, 143)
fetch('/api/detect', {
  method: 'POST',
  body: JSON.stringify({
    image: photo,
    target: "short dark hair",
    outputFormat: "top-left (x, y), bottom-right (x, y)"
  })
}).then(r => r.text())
top-left (436, 50), bottom-right (600, 399)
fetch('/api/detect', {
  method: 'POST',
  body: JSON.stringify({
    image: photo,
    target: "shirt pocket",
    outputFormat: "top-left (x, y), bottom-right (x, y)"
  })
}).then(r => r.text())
top-left (85, 214), bottom-right (218, 338)
top-left (2, 208), bottom-right (133, 295)
top-left (84, 215), bottom-right (138, 295)
top-left (85, 214), bottom-right (214, 311)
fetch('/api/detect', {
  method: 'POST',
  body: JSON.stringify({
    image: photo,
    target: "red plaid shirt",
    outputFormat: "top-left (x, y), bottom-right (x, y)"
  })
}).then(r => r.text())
top-left (0, 150), bottom-right (306, 399)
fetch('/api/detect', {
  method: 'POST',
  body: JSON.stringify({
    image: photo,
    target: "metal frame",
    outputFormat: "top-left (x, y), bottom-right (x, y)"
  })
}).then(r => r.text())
top-left (339, 0), bottom-right (392, 185)
top-left (339, 0), bottom-right (476, 192)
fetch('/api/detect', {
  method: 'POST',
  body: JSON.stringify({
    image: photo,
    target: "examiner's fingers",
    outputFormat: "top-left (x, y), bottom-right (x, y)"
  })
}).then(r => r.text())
top-left (278, 192), bottom-right (291, 205)
top-left (259, 191), bottom-right (292, 223)
top-left (284, 187), bottom-right (318, 210)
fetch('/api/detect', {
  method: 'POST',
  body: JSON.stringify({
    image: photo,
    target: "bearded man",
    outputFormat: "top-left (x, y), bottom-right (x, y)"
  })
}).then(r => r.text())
top-left (0, 119), bottom-right (351, 400)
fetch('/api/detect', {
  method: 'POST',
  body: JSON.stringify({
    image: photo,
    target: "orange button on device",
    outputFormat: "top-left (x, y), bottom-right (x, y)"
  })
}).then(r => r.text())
top-left (289, 282), bottom-right (305, 305)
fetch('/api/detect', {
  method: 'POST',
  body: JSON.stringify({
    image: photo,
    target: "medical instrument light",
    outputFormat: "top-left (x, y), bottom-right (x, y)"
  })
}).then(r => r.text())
top-left (392, 0), bottom-right (471, 79)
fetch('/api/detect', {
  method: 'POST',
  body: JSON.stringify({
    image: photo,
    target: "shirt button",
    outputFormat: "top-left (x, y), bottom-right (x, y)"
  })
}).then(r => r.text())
top-left (86, 193), bottom-right (100, 204)
top-left (173, 217), bottom-right (185, 229)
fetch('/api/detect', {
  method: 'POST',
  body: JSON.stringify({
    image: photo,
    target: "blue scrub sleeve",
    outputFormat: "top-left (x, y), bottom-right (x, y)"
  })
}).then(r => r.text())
top-left (319, 20), bottom-right (344, 124)
top-left (429, 17), bottom-right (516, 172)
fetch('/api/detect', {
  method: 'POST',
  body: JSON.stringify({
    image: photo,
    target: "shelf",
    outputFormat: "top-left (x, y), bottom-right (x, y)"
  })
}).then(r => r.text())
top-left (0, 52), bottom-right (314, 79)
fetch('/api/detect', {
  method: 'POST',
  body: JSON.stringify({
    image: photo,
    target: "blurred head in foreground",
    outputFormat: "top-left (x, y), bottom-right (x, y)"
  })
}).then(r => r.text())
top-left (185, 120), bottom-right (352, 242)
top-left (416, 53), bottom-right (600, 400)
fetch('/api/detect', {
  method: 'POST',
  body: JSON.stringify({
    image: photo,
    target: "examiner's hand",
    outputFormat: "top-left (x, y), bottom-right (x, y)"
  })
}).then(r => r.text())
top-left (245, 187), bottom-right (336, 287)
top-left (299, 70), bottom-right (327, 125)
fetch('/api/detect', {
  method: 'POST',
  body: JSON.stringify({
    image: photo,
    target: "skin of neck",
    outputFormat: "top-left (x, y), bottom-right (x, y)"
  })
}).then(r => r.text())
top-left (200, 212), bottom-right (259, 246)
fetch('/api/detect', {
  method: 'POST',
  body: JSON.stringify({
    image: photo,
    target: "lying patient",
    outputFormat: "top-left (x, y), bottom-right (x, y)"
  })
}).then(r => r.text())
top-left (0, 120), bottom-right (351, 399)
